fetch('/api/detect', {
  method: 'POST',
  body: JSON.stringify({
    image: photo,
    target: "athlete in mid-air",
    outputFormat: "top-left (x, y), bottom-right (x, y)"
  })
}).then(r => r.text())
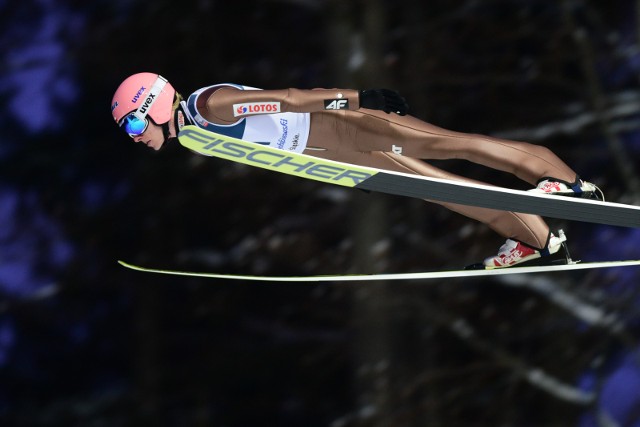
top-left (111, 72), bottom-right (600, 268)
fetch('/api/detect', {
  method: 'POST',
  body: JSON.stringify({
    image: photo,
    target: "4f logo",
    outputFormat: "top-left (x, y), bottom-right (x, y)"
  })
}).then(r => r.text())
top-left (324, 99), bottom-right (349, 110)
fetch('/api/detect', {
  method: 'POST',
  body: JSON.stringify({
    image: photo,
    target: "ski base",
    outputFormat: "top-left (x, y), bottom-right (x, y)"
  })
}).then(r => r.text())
top-left (118, 259), bottom-right (640, 282)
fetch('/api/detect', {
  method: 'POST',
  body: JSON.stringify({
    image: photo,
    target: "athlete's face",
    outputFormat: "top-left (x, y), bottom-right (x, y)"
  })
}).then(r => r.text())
top-left (131, 120), bottom-right (166, 151)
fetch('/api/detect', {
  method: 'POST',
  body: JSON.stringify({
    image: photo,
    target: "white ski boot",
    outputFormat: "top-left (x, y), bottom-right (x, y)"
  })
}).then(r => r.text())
top-left (483, 230), bottom-right (569, 269)
top-left (529, 177), bottom-right (603, 200)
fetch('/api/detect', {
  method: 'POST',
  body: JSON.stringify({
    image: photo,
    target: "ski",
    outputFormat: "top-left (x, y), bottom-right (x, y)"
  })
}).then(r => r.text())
top-left (178, 125), bottom-right (640, 228)
top-left (118, 259), bottom-right (640, 282)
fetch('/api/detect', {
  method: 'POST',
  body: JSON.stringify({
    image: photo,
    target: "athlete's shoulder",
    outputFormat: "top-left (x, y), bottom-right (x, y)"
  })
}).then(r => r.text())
top-left (189, 83), bottom-right (258, 96)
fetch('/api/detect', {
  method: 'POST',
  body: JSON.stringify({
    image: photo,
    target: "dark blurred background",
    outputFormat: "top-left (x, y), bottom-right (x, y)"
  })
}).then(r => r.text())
top-left (1, 0), bottom-right (640, 426)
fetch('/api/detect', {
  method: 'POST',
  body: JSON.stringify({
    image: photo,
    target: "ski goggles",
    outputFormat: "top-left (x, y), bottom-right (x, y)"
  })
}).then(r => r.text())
top-left (118, 75), bottom-right (168, 137)
top-left (120, 113), bottom-right (149, 137)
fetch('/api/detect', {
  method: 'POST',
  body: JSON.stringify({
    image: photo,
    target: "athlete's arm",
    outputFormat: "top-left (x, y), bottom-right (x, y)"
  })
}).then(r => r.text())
top-left (202, 87), bottom-right (359, 123)
top-left (202, 87), bottom-right (408, 124)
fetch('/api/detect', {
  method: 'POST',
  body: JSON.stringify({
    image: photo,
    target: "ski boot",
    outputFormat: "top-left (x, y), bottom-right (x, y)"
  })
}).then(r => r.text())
top-left (481, 230), bottom-right (573, 269)
top-left (529, 177), bottom-right (604, 200)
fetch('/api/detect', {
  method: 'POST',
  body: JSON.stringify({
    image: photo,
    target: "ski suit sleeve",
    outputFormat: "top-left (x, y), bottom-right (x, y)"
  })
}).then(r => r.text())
top-left (202, 87), bottom-right (361, 124)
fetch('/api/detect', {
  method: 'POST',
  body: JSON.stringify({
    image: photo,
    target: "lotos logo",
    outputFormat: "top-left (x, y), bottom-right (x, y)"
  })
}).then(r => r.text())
top-left (131, 86), bottom-right (146, 103)
top-left (233, 102), bottom-right (281, 117)
top-left (111, 101), bottom-right (119, 112)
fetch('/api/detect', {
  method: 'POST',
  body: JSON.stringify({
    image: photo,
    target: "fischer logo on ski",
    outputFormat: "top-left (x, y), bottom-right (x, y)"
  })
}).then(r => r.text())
top-left (180, 127), bottom-right (375, 186)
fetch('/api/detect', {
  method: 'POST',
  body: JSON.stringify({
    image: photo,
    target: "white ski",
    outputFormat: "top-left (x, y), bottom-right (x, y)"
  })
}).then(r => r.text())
top-left (118, 259), bottom-right (640, 282)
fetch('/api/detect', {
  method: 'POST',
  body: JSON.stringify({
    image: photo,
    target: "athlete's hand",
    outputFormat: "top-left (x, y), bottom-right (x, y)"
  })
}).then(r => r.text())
top-left (359, 89), bottom-right (409, 115)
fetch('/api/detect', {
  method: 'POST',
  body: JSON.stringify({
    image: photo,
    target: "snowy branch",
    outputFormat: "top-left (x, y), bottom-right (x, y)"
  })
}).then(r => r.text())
top-left (493, 91), bottom-right (640, 142)
top-left (496, 275), bottom-right (625, 333)
top-left (399, 297), bottom-right (597, 406)
top-left (447, 316), bottom-right (595, 405)
top-left (561, 0), bottom-right (640, 197)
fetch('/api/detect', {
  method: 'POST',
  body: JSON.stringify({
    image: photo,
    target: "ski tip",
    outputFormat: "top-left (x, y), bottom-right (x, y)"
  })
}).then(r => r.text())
top-left (117, 260), bottom-right (140, 271)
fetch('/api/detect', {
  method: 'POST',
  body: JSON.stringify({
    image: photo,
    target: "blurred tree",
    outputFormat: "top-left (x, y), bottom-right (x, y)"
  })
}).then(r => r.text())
top-left (324, 0), bottom-right (395, 425)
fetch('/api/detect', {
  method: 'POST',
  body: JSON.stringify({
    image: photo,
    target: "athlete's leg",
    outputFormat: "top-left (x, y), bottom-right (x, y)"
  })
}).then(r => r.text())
top-left (304, 148), bottom-right (551, 249)
top-left (308, 110), bottom-right (577, 185)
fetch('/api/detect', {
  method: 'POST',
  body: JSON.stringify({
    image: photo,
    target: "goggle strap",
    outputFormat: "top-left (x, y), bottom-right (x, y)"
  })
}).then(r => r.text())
top-left (131, 75), bottom-right (168, 122)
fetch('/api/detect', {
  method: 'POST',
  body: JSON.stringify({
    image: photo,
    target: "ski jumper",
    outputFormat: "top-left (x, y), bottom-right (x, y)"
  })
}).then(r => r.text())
top-left (190, 85), bottom-right (579, 250)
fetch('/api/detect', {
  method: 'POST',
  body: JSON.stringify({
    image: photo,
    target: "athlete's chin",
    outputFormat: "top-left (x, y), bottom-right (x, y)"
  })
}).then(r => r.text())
top-left (150, 141), bottom-right (164, 151)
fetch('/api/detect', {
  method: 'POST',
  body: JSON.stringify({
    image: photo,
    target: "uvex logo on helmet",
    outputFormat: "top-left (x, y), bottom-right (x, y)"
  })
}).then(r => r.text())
top-left (139, 93), bottom-right (156, 114)
top-left (132, 86), bottom-right (146, 103)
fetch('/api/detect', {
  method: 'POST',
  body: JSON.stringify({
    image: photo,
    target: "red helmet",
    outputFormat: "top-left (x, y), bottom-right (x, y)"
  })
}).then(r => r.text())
top-left (111, 73), bottom-right (175, 127)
